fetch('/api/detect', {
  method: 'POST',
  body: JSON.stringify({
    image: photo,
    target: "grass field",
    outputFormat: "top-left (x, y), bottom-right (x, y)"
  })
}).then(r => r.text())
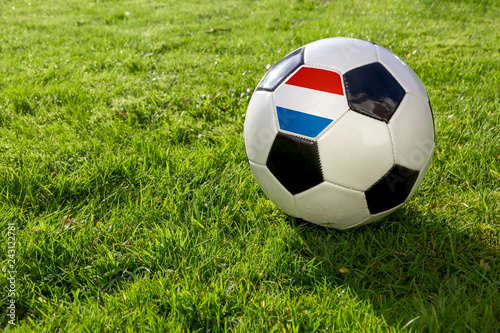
top-left (1, 0), bottom-right (499, 331)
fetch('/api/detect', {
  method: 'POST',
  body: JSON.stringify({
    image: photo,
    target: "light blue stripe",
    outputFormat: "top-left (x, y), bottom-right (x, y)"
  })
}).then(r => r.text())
top-left (276, 106), bottom-right (333, 138)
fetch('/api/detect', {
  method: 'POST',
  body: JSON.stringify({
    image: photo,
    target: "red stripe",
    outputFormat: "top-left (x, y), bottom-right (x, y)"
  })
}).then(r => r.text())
top-left (285, 67), bottom-right (344, 95)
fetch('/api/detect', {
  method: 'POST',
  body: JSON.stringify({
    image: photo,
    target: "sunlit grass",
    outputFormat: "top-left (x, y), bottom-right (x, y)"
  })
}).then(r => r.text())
top-left (0, 0), bottom-right (499, 331)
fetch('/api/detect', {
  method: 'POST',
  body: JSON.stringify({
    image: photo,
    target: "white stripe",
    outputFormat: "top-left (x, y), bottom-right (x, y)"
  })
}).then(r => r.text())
top-left (274, 84), bottom-right (349, 120)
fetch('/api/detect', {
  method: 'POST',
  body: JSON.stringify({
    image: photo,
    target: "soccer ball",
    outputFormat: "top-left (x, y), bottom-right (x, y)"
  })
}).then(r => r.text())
top-left (244, 37), bottom-right (434, 229)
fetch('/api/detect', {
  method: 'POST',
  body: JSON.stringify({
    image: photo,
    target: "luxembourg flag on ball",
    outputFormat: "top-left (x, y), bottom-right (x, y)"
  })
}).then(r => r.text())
top-left (273, 66), bottom-right (348, 138)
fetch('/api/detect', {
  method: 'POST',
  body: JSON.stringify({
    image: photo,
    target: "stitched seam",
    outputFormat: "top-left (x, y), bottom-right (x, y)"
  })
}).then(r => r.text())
top-left (323, 180), bottom-right (364, 194)
top-left (387, 123), bottom-right (397, 167)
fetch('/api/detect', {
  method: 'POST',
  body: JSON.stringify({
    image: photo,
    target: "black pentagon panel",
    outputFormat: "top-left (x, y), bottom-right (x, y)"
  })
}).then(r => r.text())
top-left (257, 47), bottom-right (304, 92)
top-left (343, 62), bottom-right (405, 123)
top-left (266, 132), bottom-right (323, 195)
top-left (365, 164), bottom-right (419, 214)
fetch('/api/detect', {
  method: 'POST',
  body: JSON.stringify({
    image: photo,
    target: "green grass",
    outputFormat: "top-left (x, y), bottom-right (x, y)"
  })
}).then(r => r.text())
top-left (1, 0), bottom-right (499, 331)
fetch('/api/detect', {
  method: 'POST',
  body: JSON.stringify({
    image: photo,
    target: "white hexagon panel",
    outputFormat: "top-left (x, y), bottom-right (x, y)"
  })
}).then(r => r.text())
top-left (304, 37), bottom-right (378, 73)
top-left (317, 110), bottom-right (394, 191)
top-left (244, 91), bottom-right (278, 165)
top-left (294, 182), bottom-right (370, 229)
top-left (388, 94), bottom-right (435, 171)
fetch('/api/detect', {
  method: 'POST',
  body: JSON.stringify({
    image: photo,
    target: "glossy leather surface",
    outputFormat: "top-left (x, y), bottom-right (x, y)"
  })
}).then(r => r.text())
top-left (257, 47), bottom-right (304, 92)
top-left (388, 94), bottom-right (435, 170)
top-left (266, 132), bottom-right (323, 195)
top-left (244, 91), bottom-right (278, 165)
top-left (344, 63), bottom-right (405, 123)
top-left (304, 37), bottom-right (378, 73)
top-left (318, 111), bottom-right (393, 191)
top-left (248, 161), bottom-right (300, 217)
top-left (295, 182), bottom-right (369, 229)
top-left (375, 45), bottom-right (428, 100)
top-left (365, 164), bottom-right (419, 214)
